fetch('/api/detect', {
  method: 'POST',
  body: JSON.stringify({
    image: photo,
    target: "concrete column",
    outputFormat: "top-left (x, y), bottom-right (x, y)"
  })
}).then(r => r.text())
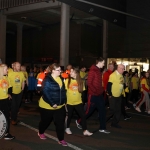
top-left (0, 11), bottom-right (7, 63)
top-left (60, 3), bottom-right (70, 68)
top-left (16, 23), bottom-right (23, 63)
top-left (102, 20), bottom-right (108, 66)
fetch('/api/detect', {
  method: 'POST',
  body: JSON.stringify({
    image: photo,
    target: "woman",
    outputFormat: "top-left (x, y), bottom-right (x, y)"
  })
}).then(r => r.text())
top-left (65, 67), bottom-right (93, 136)
top-left (38, 63), bottom-right (67, 146)
top-left (135, 72), bottom-right (150, 114)
top-left (0, 64), bottom-right (15, 140)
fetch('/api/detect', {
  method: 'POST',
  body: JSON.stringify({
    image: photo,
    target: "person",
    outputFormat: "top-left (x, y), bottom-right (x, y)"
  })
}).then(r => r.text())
top-left (0, 64), bottom-right (15, 140)
top-left (38, 63), bottom-right (67, 146)
top-left (80, 66), bottom-right (88, 105)
top-left (129, 72), bottom-right (140, 105)
top-left (21, 65), bottom-right (29, 103)
top-left (107, 64), bottom-right (125, 128)
top-left (65, 67), bottom-right (93, 136)
top-left (135, 72), bottom-right (150, 114)
top-left (123, 71), bottom-right (130, 109)
top-left (27, 72), bottom-right (36, 102)
top-left (61, 64), bottom-right (72, 80)
top-left (8, 62), bottom-right (25, 125)
top-left (103, 63), bottom-right (114, 107)
top-left (37, 66), bottom-right (50, 93)
top-left (76, 57), bottom-right (110, 134)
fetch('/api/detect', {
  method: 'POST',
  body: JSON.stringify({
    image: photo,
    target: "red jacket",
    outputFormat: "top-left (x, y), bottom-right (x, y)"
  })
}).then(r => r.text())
top-left (88, 65), bottom-right (104, 95)
top-left (103, 69), bottom-right (113, 90)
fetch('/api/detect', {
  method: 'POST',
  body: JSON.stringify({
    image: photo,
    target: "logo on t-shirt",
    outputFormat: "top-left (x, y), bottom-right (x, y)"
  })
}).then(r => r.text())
top-left (15, 75), bottom-right (20, 83)
top-left (0, 79), bottom-right (9, 93)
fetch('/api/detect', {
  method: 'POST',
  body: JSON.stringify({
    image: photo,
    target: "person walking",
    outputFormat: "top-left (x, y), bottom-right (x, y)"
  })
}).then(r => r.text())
top-left (135, 72), bottom-right (150, 114)
top-left (107, 64), bottom-right (125, 128)
top-left (76, 57), bottom-right (110, 134)
top-left (38, 63), bottom-right (67, 146)
top-left (65, 67), bottom-right (93, 136)
top-left (8, 62), bottom-right (25, 125)
top-left (0, 64), bottom-right (15, 140)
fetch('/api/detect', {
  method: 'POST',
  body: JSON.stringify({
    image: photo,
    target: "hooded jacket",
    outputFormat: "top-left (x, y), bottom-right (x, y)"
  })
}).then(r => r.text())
top-left (88, 65), bottom-right (104, 96)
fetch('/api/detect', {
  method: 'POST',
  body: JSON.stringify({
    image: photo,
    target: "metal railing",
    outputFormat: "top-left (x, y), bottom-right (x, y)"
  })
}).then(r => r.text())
top-left (0, 0), bottom-right (49, 10)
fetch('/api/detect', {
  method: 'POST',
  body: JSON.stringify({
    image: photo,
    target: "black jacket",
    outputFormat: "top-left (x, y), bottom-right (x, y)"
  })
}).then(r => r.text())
top-left (42, 74), bottom-right (66, 107)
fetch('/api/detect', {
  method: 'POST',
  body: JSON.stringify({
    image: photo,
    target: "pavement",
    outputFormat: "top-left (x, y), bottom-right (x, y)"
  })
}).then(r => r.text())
top-left (0, 95), bottom-right (150, 150)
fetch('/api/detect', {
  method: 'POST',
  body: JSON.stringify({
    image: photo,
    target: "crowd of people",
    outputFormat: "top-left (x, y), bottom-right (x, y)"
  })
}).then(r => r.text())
top-left (0, 57), bottom-right (150, 147)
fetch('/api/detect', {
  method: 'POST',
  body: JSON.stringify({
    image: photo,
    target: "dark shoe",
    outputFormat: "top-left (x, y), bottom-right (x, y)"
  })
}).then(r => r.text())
top-left (11, 120), bottom-right (17, 125)
top-left (124, 116), bottom-right (131, 120)
top-left (4, 133), bottom-right (15, 140)
top-left (111, 124), bottom-right (122, 128)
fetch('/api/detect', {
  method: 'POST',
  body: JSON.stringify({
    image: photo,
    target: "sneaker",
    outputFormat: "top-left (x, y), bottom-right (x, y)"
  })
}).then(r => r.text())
top-left (4, 133), bottom-right (15, 140)
top-left (83, 130), bottom-right (93, 136)
top-left (148, 110), bottom-right (150, 114)
top-left (124, 116), bottom-right (131, 120)
top-left (99, 130), bottom-right (110, 134)
top-left (65, 128), bottom-right (72, 135)
top-left (135, 107), bottom-right (141, 112)
top-left (111, 124), bottom-right (122, 128)
top-left (58, 140), bottom-right (68, 146)
top-left (38, 132), bottom-right (47, 140)
top-left (75, 120), bottom-right (82, 129)
top-left (133, 103), bottom-right (136, 108)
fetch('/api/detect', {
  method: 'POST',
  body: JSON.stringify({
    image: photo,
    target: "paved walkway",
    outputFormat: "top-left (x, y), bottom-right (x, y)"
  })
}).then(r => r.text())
top-left (0, 97), bottom-right (150, 150)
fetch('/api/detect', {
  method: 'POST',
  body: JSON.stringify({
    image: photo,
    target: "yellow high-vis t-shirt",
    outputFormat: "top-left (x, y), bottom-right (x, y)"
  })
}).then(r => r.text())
top-left (65, 79), bottom-right (84, 105)
top-left (8, 71), bottom-right (25, 94)
top-left (80, 71), bottom-right (87, 79)
top-left (8, 68), bottom-right (13, 74)
top-left (0, 76), bottom-right (12, 100)
top-left (39, 76), bottom-right (64, 110)
top-left (141, 78), bottom-right (149, 92)
top-left (108, 71), bottom-right (124, 97)
top-left (131, 77), bottom-right (139, 90)
top-left (22, 71), bottom-right (28, 80)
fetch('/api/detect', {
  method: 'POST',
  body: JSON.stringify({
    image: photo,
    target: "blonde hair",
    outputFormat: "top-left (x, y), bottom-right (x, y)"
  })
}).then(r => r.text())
top-left (0, 64), bottom-right (7, 79)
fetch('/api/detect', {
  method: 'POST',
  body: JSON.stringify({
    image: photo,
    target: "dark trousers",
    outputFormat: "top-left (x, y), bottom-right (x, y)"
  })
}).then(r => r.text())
top-left (39, 106), bottom-right (65, 141)
top-left (79, 94), bottom-right (106, 130)
top-left (130, 89), bottom-right (139, 103)
top-left (109, 96), bottom-right (122, 125)
top-left (121, 96), bottom-right (128, 117)
top-left (11, 92), bottom-right (23, 121)
top-left (27, 90), bottom-right (34, 101)
top-left (0, 98), bottom-right (10, 133)
top-left (66, 104), bottom-right (87, 130)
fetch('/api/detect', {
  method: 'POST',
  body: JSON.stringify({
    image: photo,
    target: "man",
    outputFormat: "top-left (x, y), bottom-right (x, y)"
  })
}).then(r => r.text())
top-left (8, 62), bottom-right (25, 125)
top-left (76, 57), bottom-right (110, 134)
top-left (107, 64), bottom-right (125, 128)
top-left (103, 63), bottom-right (114, 107)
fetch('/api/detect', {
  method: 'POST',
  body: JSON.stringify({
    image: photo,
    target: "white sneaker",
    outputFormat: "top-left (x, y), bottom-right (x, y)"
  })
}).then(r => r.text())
top-left (147, 110), bottom-right (150, 114)
top-left (135, 107), bottom-right (141, 112)
top-left (65, 128), bottom-right (72, 135)
top-left (83, 130), bottom-right (93, 136)
top-left (99, 130), bottom-right (110, 134)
